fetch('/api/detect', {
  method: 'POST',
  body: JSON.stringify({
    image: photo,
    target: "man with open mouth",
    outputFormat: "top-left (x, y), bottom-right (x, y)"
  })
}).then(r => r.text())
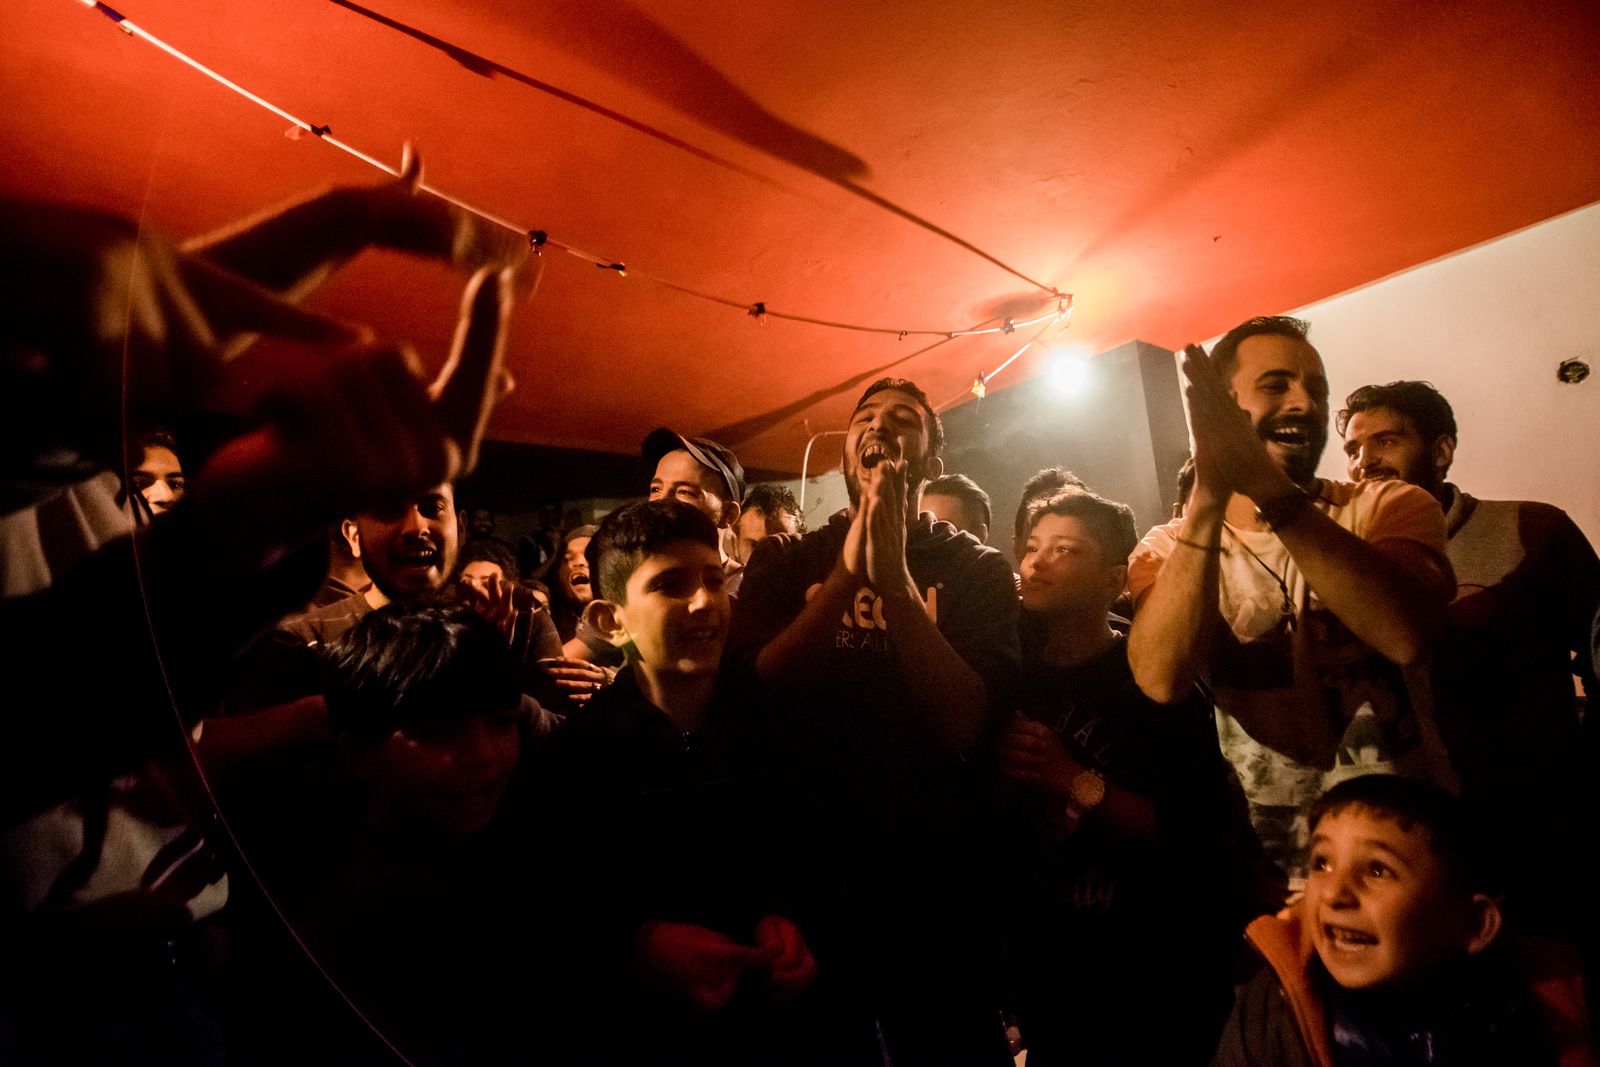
top-left (1125, 315), bottom-right (1459, 896)
top-left (281, 482), bottom-right (463, 649)
top-left (729, 377), bottom-right (1020, 1065)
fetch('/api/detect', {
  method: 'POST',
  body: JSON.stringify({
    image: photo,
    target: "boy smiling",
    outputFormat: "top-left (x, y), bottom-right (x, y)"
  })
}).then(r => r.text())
top-left (1215, 775), bottom-right (1595, 1066)
top-left (537, 500), bottom-right (832, 1064)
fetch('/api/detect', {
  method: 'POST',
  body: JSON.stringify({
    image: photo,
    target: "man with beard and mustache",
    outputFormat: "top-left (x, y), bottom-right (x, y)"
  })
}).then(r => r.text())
top-left (1339, 380), bottom-right (1599, 949)
top-left (282, 483), bottom-right (463, 646)
top-left (729, 378), bottom-right (1020, 1066)
top-left (1126, 317), bottom-right (1458, 892)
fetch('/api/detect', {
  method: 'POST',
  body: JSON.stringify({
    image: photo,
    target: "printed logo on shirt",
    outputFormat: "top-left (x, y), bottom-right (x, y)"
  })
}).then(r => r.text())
top-left (1070, 869), bottom-right (1118, 912)
top-left (1038, 703), bottom-right (1117, 766)
top-left (803, 581), bottom-right (942, 651)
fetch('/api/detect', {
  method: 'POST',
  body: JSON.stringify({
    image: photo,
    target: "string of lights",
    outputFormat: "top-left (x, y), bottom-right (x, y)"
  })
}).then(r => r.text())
top-left (935, 315), bottom-right (1069, 411)
top-left (75, 0), bottom-right (1073, 348)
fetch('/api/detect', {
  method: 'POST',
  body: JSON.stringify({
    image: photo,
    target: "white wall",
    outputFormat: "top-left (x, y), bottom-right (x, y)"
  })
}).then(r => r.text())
top-left (778, 468), bottom-right (850, 532)
top-left (1211, 201), bottom-right (1600, 545)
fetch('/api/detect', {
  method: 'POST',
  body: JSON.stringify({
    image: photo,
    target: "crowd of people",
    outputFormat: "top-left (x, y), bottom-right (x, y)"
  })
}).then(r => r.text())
top-left (3, 168), bottom-right (1599, 1067)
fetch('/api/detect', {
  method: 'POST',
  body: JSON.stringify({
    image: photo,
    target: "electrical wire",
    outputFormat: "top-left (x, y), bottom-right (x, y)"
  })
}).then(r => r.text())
top-left (77, 0), bottom-right (1071, 342)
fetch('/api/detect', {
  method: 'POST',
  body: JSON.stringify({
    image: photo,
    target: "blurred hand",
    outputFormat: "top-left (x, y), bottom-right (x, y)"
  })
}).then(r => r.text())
top-left (190, 267), bottom-right (514, 568)
top-left (754, 915), bottom-right (817, 1002)
top-left (636, 922), bottom-right (765, 1016)
top-left (0, 200), bottom-right (358, 509)
top-left (362, 144), bottom-right (531, 283)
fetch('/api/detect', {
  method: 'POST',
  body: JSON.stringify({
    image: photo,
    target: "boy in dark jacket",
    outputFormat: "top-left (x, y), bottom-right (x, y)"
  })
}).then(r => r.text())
top-left (1215, 774), bottom-right (1596, 1067)
top-left (535, 500), bottom-right (842, 1065)
top-left (1000, 488), bottom-right (1245, 1065)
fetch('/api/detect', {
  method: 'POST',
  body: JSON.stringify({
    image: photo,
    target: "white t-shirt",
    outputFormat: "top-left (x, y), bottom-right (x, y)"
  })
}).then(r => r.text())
top-left (1129, 479), bottom-right (1457, 883)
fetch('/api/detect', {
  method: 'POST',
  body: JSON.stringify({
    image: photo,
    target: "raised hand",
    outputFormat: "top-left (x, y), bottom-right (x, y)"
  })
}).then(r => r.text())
top-left (429, 265), bottom-right (515, 478)
top-left (186, 261), bottom-right (517, 569)
top-left (840, 489), bottom-right (869, 579)
top-left (1179, 342), bottom-right (1291, 506)
top-left (0, 200), bottom-right (361, 511)
top-left (864, 458), bottom-right (913, 597)
top-left (364, 143), bottom-right (531, 281)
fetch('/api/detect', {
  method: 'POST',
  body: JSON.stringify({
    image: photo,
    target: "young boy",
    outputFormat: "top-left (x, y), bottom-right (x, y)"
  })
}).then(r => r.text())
top-left (998, 488), bottom-right (1247, 1065)
top-left (535, 499), bottom-right (838, 1065)
top-left (1215, 774), bottom-right (1596, 1066)
top-left (229, 601), bottom-right (551, 1065)
top-left (324, 600), bottom-right (526, 835)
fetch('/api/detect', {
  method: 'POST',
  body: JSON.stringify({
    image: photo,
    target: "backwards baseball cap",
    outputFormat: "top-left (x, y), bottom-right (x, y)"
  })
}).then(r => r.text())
top-left (641, 428), bottom-right (746, 505)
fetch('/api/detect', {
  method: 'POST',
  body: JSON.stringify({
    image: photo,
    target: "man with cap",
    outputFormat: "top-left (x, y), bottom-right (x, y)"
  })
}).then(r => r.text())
top-left (643, 427), bottom-right (746, 578)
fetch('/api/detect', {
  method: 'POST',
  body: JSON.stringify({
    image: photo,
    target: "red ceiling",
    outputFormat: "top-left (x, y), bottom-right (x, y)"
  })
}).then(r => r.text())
top-left (5, 0), bottom-right (1598, 471)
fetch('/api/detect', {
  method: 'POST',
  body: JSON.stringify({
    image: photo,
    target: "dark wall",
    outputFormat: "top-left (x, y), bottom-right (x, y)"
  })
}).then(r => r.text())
top-left (940, 340), bottom-right (1189, 565)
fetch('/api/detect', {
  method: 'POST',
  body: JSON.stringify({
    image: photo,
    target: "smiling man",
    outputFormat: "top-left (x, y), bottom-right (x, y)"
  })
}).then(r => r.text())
top-left (643, 427), bottom-right (746, 575)
top-left (281, 483), bottom-right (461, 648)
top-left (730, 377), bottom-right (1020, 1065)
top-left (1340, 379), bottom-right (1599, 945)
top-left (1126, 317), bottom-right (1458, 890)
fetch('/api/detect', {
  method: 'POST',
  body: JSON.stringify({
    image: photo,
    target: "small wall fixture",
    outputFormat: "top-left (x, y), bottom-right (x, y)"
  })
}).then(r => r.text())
top-left (1556, 358), bottom-right (1590, 384)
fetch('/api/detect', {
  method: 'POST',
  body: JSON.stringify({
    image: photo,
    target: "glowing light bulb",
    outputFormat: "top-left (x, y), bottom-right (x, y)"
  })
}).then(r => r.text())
top-left (1044, 345), bottom-right (1092, 396)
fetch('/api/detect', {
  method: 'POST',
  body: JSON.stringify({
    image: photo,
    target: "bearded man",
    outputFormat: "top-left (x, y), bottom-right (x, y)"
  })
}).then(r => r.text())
top-left (1126, 317), bottom-right (1458, 891)
top-left (730, 377), bottom-right (1019, 1066)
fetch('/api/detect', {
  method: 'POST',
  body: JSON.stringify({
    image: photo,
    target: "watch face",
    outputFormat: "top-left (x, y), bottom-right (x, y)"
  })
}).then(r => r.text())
top-left (1070, 770), bottom-right (1105, 809)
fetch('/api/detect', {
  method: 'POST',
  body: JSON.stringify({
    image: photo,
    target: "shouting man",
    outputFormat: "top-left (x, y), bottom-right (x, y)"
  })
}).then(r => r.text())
top-left (731, 377), bottom-right (1019, 1065)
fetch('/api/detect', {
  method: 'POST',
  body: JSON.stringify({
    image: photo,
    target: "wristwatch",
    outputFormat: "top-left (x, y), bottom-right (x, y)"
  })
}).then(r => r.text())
top-left (1064, 768), bottom-right (1106, 826)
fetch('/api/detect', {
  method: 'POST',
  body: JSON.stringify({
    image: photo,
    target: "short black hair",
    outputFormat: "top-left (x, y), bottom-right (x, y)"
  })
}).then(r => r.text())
top-left (1336, 380), bottom-right (1458, 445)
top-left (1014, 466), bottom-right (1088, 542)
top-left (323, 600), bottom-right (520, 742)
top-left (1310, 775), bottom-right (1500, 897)
top-left (1023, 489), bottom-right (1138, 564)
top-left (1210, 315), bottom-right (1312, 384)
top-left (742, 483), bottom-right (804, 532)
top-left (854, 377), bottom-right (945, 458)
top-left (134, 426), bottom-right (180, 457)
top-left (925, 473), bottom-right (992, 533)
top-left (457, 538), bottom-right (520, 584)
top-left (589, 499), bottom-right (720, 604)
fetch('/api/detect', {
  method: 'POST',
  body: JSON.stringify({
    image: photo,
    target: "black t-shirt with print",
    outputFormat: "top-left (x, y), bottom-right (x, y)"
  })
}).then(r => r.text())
top-left (730, 509), bottom-right (1019, 771)
top-left (729, 509), bottom-right (1021, 1065)
top-left (1006, 624), bottom-right (1242, 1066)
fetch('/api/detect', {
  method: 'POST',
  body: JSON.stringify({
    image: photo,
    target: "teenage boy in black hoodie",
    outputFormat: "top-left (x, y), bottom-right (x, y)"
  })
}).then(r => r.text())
top-left (729, 378), bottom-right (1021, 1065)
top-left (536, 500), bottom-right (838, 1065)
top-left (1000, 488), bottom-right (1245, 1065)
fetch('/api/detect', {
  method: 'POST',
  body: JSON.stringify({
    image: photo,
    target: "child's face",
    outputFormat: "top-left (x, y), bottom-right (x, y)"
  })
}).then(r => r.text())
top-left (617, 540), bottom-right (728, 676)
top-left (364, 707), bottom-right (520, 834)
top-left (1018, 514), bottom-right (1123, 618)
top-left (1307, 807), bottom-right (1470, 989)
